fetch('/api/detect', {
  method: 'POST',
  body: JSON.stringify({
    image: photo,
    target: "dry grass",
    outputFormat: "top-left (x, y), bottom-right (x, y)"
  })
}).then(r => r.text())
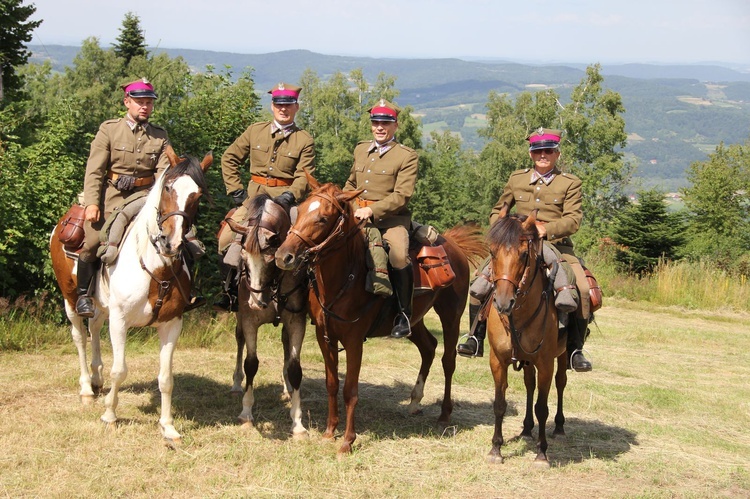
top-left (2, 300), bottom-right (750, 498)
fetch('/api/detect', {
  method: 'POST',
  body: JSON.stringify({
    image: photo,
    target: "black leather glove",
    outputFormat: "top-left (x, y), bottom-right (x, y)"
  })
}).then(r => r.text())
top-left (113, 174), bottom-right (136, 191)
top-left (230, 189), bottom-right (247, 206)
top-left (275, 191), bottom-right (296, 209)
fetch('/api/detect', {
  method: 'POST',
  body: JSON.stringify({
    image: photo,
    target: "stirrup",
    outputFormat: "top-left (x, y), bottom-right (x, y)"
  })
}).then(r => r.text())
top-left (457, 334), bottom-right (482, 358)
top-left (390, 311), bottom-right (411, 338)
top-left (568, 348), bottom-right (592, 372)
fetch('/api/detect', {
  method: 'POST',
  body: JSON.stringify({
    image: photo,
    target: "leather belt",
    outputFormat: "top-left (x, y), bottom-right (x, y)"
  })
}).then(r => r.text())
top-left (107, 172), bottom-right (155, 188)
top-left (357, 197), bottom-right (376, 208)
top-left (251, 174), bottom-right (293, 187)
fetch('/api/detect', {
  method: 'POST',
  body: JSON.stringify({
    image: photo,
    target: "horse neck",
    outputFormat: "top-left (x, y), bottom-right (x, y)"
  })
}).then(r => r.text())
top-left (129, 175), bottom-right (173, 266)
top-left (313, 215), bottom-right (368, 299)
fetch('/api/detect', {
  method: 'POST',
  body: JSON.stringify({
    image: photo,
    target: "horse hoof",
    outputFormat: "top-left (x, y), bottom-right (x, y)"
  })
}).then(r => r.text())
top-left (486, 454), bottom-right (504, 465)
top-left (80, 394), bottom-right (96, 405)
top-left (532, 457), bottom-right (550, 469)
top-left (239, 417), bottom-right (254, 430)
top-left (292, 429), bottom-right (309, 441)
top-left (164, 437), bottom-right (182, 449)
top-left (229, 388), bottom-right (244, 397)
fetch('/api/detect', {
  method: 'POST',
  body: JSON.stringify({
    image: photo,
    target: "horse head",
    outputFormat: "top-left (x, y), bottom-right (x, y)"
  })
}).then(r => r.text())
top-left (228, 194), bottom-right (292, 310)
top-left (275, 173), bottom-right (361, 271)
top-left (150, 146), bottom-right (212, 257)
top-left (487, 208), bottom-right (541, 315)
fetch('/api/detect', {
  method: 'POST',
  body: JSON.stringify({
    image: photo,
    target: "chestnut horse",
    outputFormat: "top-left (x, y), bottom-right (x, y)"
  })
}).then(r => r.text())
top-left (49, 147), bottom-right (212, 444)
top-left (485, 208), bottom-right (568, 466)
top-left (275, 174), bottom-right (486, 454)
top-left (224, 193), bottom-right (309, 437)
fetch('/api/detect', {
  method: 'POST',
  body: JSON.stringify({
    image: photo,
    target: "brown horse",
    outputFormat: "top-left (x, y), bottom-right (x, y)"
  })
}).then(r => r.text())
top-left (275, 174), bottom-right (486, 454)
top-left (50, 147), bottom-right (212, 444)
top-left (224, 193), bottom-right (309, 437)
top-left (485, 207), bottom-right (568, 466)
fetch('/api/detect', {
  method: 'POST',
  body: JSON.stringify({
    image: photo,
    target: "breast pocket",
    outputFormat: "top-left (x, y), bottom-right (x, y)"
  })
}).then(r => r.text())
top-left (144, 146), bottom-right (161, 167)
top-left (276, 149), bottom-right (301, 172)
top-left (373, 164), bottom-right (396, 176)
top-left (250, 143), bottom-right (270, 165)
top-left (541, 193), bottom-right (565, 214)
top-left (113, 143), bottom-right (135, 164)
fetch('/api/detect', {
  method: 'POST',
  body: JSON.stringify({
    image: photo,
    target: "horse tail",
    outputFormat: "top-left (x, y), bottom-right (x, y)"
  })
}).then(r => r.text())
top-left (442, 223), bottom-right (488, 268)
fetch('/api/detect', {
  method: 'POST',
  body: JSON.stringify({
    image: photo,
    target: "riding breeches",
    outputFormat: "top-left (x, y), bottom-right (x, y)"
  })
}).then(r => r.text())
top-left (381, 225), bottom-right (410, 269)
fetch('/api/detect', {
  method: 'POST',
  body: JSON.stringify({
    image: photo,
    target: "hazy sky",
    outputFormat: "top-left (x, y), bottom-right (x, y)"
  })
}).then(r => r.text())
top-left (28, 0), bottom-right (750, 66)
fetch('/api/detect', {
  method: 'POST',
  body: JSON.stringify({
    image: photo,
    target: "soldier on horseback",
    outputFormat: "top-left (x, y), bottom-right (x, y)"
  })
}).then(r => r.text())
top-left (457, 127), bottom-right (593, 372)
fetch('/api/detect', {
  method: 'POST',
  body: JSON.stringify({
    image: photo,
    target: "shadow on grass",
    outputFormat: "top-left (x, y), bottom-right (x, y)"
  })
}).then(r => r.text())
top-left (119, 367), bottom-right (636, 464)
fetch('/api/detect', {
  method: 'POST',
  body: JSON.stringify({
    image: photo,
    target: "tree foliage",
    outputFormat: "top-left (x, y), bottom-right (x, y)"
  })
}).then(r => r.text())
top-left (112, 12), bottom-right (147, 66)
top-left (611, 189), bottom-right (686, 275)
top-left (0, 0), bottom-right (41, 102)
top-left (681, 140), bottom-right (750, 274)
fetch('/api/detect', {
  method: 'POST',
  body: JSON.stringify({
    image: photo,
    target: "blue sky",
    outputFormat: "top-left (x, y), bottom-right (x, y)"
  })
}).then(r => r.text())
top-left (28, 0), bottom-right (750, 67)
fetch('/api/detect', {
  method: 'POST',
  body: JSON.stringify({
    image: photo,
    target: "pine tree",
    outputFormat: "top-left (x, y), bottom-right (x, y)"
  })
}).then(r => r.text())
top-left (0, 0), bottom-right (42, 102)
top-left (113, 12), bottom-right (147, 66)
top-left (611, 189), bottom-right (685, 275)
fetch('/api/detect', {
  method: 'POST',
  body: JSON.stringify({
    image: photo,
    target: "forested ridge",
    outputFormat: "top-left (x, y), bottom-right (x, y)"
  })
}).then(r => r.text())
top-left (2, 7), bottom-right (748, 303)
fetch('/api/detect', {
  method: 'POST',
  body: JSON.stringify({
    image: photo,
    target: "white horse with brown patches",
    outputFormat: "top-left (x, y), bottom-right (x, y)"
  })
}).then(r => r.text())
top-left (50, 147), bottom-right (211, 444)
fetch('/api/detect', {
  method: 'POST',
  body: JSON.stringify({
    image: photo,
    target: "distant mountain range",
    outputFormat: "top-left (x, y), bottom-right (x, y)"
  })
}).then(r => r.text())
top-left (28, 45), bottom-right (750, 191)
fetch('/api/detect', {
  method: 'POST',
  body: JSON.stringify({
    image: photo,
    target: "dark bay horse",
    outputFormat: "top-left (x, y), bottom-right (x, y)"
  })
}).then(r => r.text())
top-left (50, 147), bottom-right (212, 444)
top-left (485, 208), bottom-right (567, 466)
top-left (224, 194), bottom-right (309, 437)
top-left (275, 174), bottom-right (486, 454)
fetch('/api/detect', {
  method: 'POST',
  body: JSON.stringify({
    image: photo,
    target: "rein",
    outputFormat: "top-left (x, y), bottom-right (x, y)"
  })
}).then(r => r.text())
top-left (493, 234), bottom-right (554, 363)
top-left (288, 191), bottom-right (377, 328)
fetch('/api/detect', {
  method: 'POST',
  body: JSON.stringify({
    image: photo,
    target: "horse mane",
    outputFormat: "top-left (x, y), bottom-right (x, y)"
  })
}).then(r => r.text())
top-left (244, 194), bottom-right (273, 254)
top-left (486, 214), bottom-right (538, 250)
top-left (162, 155), bottom-right (212, 205)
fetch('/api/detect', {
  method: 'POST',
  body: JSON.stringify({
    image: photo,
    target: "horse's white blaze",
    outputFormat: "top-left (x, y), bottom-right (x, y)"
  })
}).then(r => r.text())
top-left (307, 200), bottom-right (320, 213)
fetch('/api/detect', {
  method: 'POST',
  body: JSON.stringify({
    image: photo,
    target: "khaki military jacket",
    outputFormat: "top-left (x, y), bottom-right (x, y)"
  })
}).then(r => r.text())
top-left (221, 121), bottom-right (315, 202)
top-left (344, 140), bottom-right (418, 229)
top-left (490, 167), bottom-right (582, 247)
top-left (83, 118), bottom-right (170, 214)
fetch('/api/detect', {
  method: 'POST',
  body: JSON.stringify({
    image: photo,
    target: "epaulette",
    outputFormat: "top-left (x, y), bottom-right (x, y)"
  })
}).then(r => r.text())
top-left (511, 168), bottom-right (530, 176)
top-left (102, 118), bottom-right (122, 125)
top-left (397, 143), bottom-right (416, 153)
top-left (357, 140), bottom-right (372, 145)
top-left (149, 123), bottom-right (166, 132)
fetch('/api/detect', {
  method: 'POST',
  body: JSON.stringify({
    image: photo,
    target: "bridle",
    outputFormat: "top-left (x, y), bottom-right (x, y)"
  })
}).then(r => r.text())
top-left (491, 231), bottom-right (554, 359)
top-left (285, 190), bottom-right (376, 327)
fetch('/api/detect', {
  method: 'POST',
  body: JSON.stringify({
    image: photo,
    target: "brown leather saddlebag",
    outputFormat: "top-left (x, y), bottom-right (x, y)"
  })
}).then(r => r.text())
top-left (416, 245), bottom-right (455, 290)
top-left (583, 265), bottom-right (603, 313)
top-left (58, 204), bottom-right (86, 251)
top-left (216, 207), bottom-right (238, 240)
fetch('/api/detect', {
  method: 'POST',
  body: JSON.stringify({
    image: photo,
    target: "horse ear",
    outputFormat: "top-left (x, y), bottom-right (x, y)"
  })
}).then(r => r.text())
top-left (337, 188), bottom-right (363, 206)
top-left (226, 218), bottom-right (249, 235)
top-left (523, 209), bottom-right (539, 231)
top-left (498, 202), bottom-right (509, 219)
top-left (200, 151), bottom-right (213, 172)
top-left (165, 145), bottom-right (180, 168)
top-left (304, 168), bottom-right (320, 191)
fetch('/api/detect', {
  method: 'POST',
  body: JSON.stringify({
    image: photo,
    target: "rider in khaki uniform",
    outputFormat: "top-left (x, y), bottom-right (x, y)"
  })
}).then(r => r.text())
top-left (457, 128), bottom-right (593, 372)
top-left (214, 82), bottom-right (315, 311)
top-left (344, 99), bottom-right (418, 338)
top-left (77, 79), bottom-right (203, 316)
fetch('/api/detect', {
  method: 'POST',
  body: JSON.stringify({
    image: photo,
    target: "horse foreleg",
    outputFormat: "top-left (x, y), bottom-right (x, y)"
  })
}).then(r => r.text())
top-left (553, 352), bottom-right (567, 436)
top-left (488, 353), bottom-right (509, 464)
top-left (230, 322), bottom-right (245, 395)
top-left (102, 317), bottom-right (128, 426)
top-left (533, 362), bottom-right (554, 467)
top-left (284, 316), bottom-right (308, 438)
top-left (156, 318), bottom-right (183, 443)
top-left (316, 327), bottom-right (340, 441)
top-left (521, 364), bottom-right (536, 437)
top-left (406, 322), bottom-right (436, 416)
top-left (88, 311), bottom-right (106, 396)
top-left (339, 340), bottom-right (363, 455)
top-left (238, 318), bottom-right (259, 428)
top-left (65, 301), bottom-right (96, 404)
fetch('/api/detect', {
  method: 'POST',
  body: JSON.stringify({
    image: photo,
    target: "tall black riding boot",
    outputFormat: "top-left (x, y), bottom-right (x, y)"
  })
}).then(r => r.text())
top-left (391, 264), bottom-right (414, 338)
top-left (212, 263), bottom-right (238, 312)
top-left (75, 259), bottom-right (100, 318)
top-left (457, 302), bottom-right (487, 357)
top-left (568, 316), bottom-right (592, 372)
